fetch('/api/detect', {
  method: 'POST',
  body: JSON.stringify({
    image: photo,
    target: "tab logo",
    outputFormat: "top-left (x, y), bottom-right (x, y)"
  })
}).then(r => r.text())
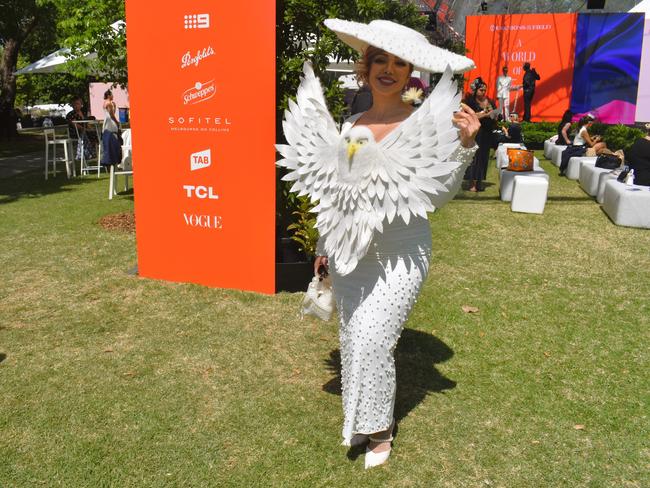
top-left (184, 14), bottom-right (210, 30)
top-left (190, 149), bottom-right (211, 171)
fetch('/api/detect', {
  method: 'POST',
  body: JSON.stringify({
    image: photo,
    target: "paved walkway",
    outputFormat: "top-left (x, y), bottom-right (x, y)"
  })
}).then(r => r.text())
top-left (0, 151), bottom-right (43, 179)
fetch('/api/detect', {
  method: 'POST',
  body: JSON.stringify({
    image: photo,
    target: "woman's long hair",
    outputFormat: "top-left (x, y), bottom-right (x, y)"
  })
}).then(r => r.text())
top-left (560, 110), bottom-right (573, 126)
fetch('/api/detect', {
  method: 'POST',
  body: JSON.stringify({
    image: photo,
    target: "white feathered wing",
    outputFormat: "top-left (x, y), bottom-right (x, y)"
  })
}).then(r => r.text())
top-left (277, 63), bottom-right (467, 276)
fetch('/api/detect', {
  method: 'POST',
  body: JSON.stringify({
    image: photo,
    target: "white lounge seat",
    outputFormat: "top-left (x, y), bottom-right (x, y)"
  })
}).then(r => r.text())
top-left (500, 168), bottom-right (549, 202)
top-left (495, 143), bottom-right (526, 169)
top-left (602, 180), bottom-right (650, 229)
top-left (550, 145), bottom-right (566, 167)
top-left (597, 172), bottom-right (618, 204)
top-left (495, 145), bottom-right (541, 172)
top-left (511, 175), bottom-right (549, 214)
top-left (579, 164), bottom-right (612, 197)
top-left (544, 135), bottom-right (559, 159)
top-left (566, 156), bottom-right (596, 180)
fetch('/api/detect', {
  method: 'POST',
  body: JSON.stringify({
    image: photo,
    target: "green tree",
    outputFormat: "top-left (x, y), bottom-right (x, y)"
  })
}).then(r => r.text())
top-left (47, 0), bottom-right (126, 84)
top-left (13, 11), bottom-right (88, 111)
top-left (0, 0), bottom-right (55, 139)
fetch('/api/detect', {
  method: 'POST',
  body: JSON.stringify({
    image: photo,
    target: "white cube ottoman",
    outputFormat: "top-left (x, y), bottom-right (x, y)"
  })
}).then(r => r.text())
top-left (597, 172), bottom-right (618, 204)
top-left (500, 169), bottom-right (549, 202)
top-left (550, 145), bottom-right (566, 167)
top-left (497, 155), bottom-right (541, 172)
top-left (602, 180), bottom-right (650, 229)
top-left (495, 143), bottom-right (526, 169)
top-left (511, 176), bottom-right (549, 214)
top-left (566, 156), bottom-right (596, 180)
top-left (579, 164), bottom-right (612, 197)
top-left (544, 135), bottom-right (559, 159)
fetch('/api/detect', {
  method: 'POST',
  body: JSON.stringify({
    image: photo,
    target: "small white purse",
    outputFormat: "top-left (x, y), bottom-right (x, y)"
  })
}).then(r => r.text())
top-left (301, 275), bottom-right (335, 321)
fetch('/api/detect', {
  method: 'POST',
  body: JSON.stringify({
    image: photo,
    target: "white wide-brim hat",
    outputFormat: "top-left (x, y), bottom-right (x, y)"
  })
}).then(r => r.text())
top-left (324, 18), bottom-right (475, 74)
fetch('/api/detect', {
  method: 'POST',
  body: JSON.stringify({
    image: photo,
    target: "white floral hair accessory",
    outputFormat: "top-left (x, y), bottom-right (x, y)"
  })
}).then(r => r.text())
top-left (324, 18), bottom-right (475, 74)
top-left (402, 87), bottom-right (423, 105)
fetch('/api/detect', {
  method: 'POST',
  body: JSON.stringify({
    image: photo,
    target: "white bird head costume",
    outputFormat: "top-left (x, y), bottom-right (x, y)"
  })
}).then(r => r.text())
top-left (276, 19), bottom-right (476, 276)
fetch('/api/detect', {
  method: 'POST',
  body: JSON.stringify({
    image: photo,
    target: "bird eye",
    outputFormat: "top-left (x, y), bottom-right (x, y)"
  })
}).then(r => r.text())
top-left (358, 138), bottom-right (368, 144)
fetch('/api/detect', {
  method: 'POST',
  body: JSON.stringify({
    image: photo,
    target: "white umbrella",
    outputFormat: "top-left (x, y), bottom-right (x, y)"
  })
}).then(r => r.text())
top-left (14, 48), bottom-right (96, 75)
top-left (14, 20), bottom-right (124, 75)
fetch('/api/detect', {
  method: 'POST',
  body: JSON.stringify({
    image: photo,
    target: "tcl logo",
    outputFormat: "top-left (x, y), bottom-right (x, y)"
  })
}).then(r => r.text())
top-left (183, 185), bottom-right (219, 199)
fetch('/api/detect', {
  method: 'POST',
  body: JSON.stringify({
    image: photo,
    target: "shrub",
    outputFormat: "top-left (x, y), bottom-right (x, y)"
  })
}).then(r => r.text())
top-left (603, 124), bottom-right (645, 153)
top-left (520, 121), bottom-right (556, 147)
top-left (287, 195), bottom-right (319, 259)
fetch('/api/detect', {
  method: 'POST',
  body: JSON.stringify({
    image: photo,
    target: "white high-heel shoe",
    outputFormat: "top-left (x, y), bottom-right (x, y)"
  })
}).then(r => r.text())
top-left (364, 420), bottom-right (395, 469)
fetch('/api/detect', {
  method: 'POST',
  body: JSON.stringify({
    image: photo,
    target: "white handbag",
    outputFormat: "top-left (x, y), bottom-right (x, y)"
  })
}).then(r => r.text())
top-left (301, 275), bottom-right (335, 321)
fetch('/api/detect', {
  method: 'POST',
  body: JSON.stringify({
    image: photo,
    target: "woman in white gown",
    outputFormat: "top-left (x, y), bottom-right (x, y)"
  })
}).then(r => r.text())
top-left (278, 19), bottom-right (479, 469)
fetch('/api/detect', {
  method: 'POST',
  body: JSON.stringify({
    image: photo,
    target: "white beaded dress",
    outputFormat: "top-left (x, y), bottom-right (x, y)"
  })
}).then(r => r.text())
top-left (276, 63), bottom-right (477, 445)
top-left (317, 123), bottom-right (476, 443)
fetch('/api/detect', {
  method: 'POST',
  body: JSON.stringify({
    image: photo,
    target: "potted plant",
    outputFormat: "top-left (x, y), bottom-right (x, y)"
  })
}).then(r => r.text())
top-left (276, 194), bottom-right (318, 292)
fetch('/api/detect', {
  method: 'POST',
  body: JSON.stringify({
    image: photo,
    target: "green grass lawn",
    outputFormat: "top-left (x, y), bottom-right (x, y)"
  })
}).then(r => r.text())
top-left (0, 131), bottom-right (45, 158)
top-left (1, 154), bottom-right (648, 487)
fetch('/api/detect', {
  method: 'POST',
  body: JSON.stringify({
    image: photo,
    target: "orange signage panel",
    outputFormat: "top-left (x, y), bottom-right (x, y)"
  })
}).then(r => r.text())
top-left (465, 13), bottom-right (577, 121)
top-left (126, 1), bottom-right (276, 293)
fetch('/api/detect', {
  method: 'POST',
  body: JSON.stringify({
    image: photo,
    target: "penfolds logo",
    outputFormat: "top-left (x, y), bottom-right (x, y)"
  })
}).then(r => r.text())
top-left (190, 149), bottom-right (211, 171)
top-left (181, 46), bottom-right (215, 69)
top-left (183, 80), bottom-right (216, 105)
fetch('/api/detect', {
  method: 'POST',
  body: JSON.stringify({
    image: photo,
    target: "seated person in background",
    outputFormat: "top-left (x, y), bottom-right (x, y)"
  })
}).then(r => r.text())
top-left (627, 122), bottom-right (650, 186)
top-left (501, 113), bottom-right (523, 143)
top-left (66, 96), bottom-right (94, 130)
top-left (66, 96), bottom-right (97, 161)
top-left (573, 114), bottom-right (608, 155)
top-left (560, 114), bottom-right (616, 175)
top-left (555, 110), bottom-right (573, 145)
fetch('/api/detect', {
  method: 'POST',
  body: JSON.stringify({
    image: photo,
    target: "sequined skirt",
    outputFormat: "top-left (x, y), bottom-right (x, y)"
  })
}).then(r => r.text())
top-left (329, 217), bottom-right (431, 443)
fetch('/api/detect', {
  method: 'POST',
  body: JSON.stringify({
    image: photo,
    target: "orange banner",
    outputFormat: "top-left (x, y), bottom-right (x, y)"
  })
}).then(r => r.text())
top-left (465, 13), bottom-right (577, 121)
top-left (126, 1), bottom-right (276, 293)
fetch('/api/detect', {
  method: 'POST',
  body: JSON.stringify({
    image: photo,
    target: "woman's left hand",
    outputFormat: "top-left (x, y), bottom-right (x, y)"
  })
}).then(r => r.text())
top-left (453, 103), bottom-right (480, 148)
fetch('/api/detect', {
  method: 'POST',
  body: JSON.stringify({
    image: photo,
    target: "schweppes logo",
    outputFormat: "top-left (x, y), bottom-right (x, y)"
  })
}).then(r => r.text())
top-left (183, 80), bottom-right (216, 105)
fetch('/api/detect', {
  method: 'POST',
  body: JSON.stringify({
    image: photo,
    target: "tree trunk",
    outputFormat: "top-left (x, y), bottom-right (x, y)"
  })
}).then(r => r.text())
top-left (0, 38), bottom-right (21, 140)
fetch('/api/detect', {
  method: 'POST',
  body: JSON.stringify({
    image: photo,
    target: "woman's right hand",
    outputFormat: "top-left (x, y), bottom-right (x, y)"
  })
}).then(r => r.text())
top-left (314, 255), bottom-right (329, 276)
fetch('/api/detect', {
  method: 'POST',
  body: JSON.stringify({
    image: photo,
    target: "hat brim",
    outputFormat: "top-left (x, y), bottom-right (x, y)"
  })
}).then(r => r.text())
top-left (324, 18), bottom-right (476, 74)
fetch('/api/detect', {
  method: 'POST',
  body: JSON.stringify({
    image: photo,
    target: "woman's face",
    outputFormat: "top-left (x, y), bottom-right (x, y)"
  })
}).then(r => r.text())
top-left (367, 51), bottom-right (410, 98)
top-left (476, 86), bottom-right (487, 99)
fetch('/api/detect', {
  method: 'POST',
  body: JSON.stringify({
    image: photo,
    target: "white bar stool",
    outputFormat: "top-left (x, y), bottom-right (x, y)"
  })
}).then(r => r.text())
top-left (44, 128), bottom-right (75, 180)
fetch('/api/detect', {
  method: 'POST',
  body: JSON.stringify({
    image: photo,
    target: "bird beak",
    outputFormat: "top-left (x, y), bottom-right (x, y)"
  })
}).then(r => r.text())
top-left (347, 142), bottom-right (360, 160)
